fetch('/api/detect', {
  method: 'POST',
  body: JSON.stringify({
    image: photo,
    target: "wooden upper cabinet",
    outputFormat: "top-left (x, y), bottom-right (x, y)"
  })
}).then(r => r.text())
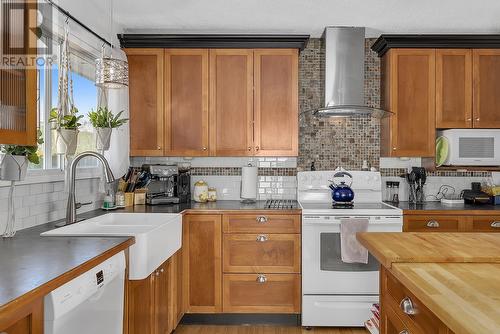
top-left (183, 214), bottom-right (222, 313)
top-left (165, 49), bottom-right (209, 156)
top-left (127, 49), bottom-right (164, 156)
top-left (209, 49), bottom-right (254, 156)
top-left (253, 49), bottom-right (298, 156)
top-left (382, 49), bottom-right (436, 157)
top-left (0, 68), bottom-right (37, 146)
top-left (473, 49), bottom-right (500, 128)
top-left (436, 49), bottom-right (473, 128)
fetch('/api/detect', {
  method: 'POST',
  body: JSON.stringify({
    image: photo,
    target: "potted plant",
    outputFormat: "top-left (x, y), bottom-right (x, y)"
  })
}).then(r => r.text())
top-left (49, 105), bottom-right (83, 156)
top-left (0, 130), bottom-right (44, 181)
top-left (88, 106), bottom-right (128, 150)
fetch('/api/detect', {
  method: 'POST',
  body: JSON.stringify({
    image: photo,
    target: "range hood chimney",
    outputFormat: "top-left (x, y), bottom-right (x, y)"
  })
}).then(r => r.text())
top-left (309, 27), bottom-right (391, 119)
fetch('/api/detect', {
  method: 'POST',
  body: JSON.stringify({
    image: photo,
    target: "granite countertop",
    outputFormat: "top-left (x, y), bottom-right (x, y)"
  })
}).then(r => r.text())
top-left (386, 201), bottom-right (500, 214)
top-left (0, 200), bottom-right (299, 312)
top-left (0, 211), bottom-right (133, 311)
top-left (124, 200), bottom-right (300, 214)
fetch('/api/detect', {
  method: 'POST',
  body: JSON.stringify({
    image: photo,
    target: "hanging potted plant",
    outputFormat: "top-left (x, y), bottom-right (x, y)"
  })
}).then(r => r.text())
top-left (88, 106), bottom-right (128, 151)
top-left (49, 105), bottom-right (83, 156)
top-left (50, 23), bottom-right (83, 157)
top-left (0, 130), bottom-right (44, 181)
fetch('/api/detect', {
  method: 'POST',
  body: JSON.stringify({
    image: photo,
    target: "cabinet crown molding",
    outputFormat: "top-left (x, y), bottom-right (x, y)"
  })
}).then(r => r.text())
top-left (372, 34), bottom-right (500, 56)
top-left (118, 34), bottom-right (310, 50)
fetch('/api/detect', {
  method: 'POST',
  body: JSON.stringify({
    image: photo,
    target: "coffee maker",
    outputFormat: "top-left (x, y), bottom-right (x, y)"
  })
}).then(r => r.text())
top-left (142, 164), bottom-right (190, 205)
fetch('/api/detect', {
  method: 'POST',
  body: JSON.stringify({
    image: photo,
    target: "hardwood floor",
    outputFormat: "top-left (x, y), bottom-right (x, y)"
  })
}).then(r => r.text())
top-left (175, 325), bottom-right (368, 333)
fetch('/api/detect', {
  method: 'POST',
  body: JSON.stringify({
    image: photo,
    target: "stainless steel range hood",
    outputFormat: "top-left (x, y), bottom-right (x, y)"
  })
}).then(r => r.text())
top-left (309, 27), bottom-right (392, 119)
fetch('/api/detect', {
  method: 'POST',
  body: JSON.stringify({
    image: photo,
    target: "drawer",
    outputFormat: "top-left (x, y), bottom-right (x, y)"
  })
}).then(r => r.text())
top-left (223, 214), bottom-right (300, 234)
top-left (385, 271), bottom-right (442, 334)
top-left (471, 216), bottom-right (500, 232)
top-left (223, 234), bottom-right (300, 273)
top-left (223, 274), bottom-right (300, 313)
top-left (384, 303), bottom-right (416, 334)
top-left (403, 215), bottom-right (461, 232)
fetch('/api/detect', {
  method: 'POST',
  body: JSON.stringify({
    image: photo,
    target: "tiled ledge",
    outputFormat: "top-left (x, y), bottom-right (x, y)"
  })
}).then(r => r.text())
top-left (380, 168), bottom-right (491, 178)
top-left (190, 167), bottom-right (297, 177)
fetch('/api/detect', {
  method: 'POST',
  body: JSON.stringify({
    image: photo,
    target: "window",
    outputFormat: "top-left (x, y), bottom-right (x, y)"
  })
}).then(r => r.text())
top-left (33, 37), bottom-right (99, 170)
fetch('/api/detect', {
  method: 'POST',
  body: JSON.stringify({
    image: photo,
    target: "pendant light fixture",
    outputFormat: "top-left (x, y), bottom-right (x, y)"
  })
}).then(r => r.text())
top-left (95, 0), bottom-right (128, 88)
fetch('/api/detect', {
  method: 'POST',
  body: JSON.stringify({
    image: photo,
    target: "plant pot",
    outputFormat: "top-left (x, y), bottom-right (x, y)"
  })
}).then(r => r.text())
top-left (96, 127), bottom-right (112, 151)
top-left (56, 129), bottom-right (79, 155)
top-left (0, 154), bottom-right (28, 181)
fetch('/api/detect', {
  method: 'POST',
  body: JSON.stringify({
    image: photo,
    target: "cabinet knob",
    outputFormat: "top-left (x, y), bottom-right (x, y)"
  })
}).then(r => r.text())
top-left (155, 271), bottom-right (160, 276)
top-left (248, 147), bottom-right (252, 151)
top-left (491, 221), bottom-right (500, 228)
top-left (160, 268), bottom-right (164, 273)
top-left (476, 118), bottom-right (480, 121)
top-left (400, 297), bottom-right (416, 315)
top-left (426, 220), bottom-right (440, 228)
top-left (392, 147), bottom-right (397, 151)
top-left (467, 118), bottom-right (472, 121)
top-left (157, 146), bottom-right (161, 150)
top-left (256, 274), bottom-right (267, 283)
top-left (255, 146), bottom-right (260, 151)
top-left (399, 331), bottom-right (409, 334)
top-left (256, 234), bottom-right (268, 242)
top-left (256, 216), bottom-right (268, 224)
top-left (202, 147), bottom-right (207, 151)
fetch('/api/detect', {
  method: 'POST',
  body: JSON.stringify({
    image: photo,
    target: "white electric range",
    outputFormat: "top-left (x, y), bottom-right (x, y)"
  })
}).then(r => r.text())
top-left (298, 170), bottom-right (403, 328)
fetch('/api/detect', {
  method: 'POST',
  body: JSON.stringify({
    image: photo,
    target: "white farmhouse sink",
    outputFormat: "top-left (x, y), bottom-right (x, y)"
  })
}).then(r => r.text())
top-left (41, 213), bottom-right (182, 280)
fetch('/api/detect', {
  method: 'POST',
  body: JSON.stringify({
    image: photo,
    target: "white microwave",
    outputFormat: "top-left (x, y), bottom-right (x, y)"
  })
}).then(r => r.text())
top-left (438, 129), bottom-right (500, 166)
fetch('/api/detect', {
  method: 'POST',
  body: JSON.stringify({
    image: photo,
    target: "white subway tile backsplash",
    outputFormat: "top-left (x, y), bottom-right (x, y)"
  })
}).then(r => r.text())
top-left (29, 184), bottom-right (44, 195)
top-left (0, 178), bottom-right (104, 233)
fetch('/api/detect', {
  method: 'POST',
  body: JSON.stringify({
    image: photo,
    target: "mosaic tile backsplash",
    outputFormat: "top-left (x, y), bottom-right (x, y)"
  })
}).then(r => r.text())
top-left (298, 38), bottom-right (381, 171)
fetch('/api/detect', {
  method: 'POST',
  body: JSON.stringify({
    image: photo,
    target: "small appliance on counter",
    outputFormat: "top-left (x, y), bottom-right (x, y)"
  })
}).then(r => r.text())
top-left (142, 164), bottom-right (190, 205)
top-left (462, 182), bottom-right (491, 205)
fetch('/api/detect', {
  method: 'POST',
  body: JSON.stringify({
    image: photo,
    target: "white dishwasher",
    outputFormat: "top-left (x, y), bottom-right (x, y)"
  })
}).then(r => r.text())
top-left (44, 251), bottom-right (126, 334)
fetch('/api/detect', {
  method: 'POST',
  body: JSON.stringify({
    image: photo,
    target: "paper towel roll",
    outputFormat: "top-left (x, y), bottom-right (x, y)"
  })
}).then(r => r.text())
top-left (241, 165), bottom-right (258, 202)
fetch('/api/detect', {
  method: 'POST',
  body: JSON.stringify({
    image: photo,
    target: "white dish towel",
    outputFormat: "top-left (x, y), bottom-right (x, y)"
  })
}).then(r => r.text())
top-left (340, 218), bottom-right (369, 264)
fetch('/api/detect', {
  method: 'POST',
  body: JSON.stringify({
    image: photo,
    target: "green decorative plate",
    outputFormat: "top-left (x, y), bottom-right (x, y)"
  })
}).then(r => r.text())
top-left (435, 136), bottom-right (449, 167)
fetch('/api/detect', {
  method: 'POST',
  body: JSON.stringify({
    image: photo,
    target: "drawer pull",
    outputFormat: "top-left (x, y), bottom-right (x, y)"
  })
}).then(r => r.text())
top-left (491, 221), bottom-right (500, 228)
top-left (256, 274), bottom-right (267, 283)
top-left (256, 216), bottom-right (268, 224)
top-left (400, 297), bottom-right (416, 315)
top-left (426, 220), bottom-right (440, 228)
top-left (256, 235), bottom-right (268, 242)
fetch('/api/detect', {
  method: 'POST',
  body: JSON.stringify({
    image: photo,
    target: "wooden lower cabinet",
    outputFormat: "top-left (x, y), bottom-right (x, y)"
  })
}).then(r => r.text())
top-left (223, 213), bottom-right (301, 234)
top-left (222, 274), bottom-right (301, 313)
top-left (381, 267), bottom-right (454, 334)
top-left (0, 299), bottom-right (43, 334)
top-left (403, 215), bottom-right (463, 232)
top-left (183, 212), bottom-right (301, 315)
top-left (128, 252), bottom-right (182, 334)
top-left (470, 216), bottom-right (500, 232)
top-left (223, 233), bottom-right (300, 273)
top-left (183, 214), bottom-right (222, 313)
top-left (404, 213), bottom-right (500, 232)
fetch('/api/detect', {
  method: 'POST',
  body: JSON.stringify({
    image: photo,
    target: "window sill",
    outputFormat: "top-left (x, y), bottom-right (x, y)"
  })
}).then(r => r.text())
top-left (0, 168), bottom-right (102, 187)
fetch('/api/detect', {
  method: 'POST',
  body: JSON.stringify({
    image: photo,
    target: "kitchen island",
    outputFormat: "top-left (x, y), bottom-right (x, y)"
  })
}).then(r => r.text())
top-left (357, 232), bottom-right (500, 334)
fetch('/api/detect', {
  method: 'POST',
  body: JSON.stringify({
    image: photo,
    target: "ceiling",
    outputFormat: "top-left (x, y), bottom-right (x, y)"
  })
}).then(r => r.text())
top-left (113, 0), bottom-right (500, 38)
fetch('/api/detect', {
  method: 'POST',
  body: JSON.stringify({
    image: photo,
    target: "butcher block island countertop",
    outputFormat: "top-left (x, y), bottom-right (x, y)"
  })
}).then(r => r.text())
top-left (357, 232), bottom-right (500, 334)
